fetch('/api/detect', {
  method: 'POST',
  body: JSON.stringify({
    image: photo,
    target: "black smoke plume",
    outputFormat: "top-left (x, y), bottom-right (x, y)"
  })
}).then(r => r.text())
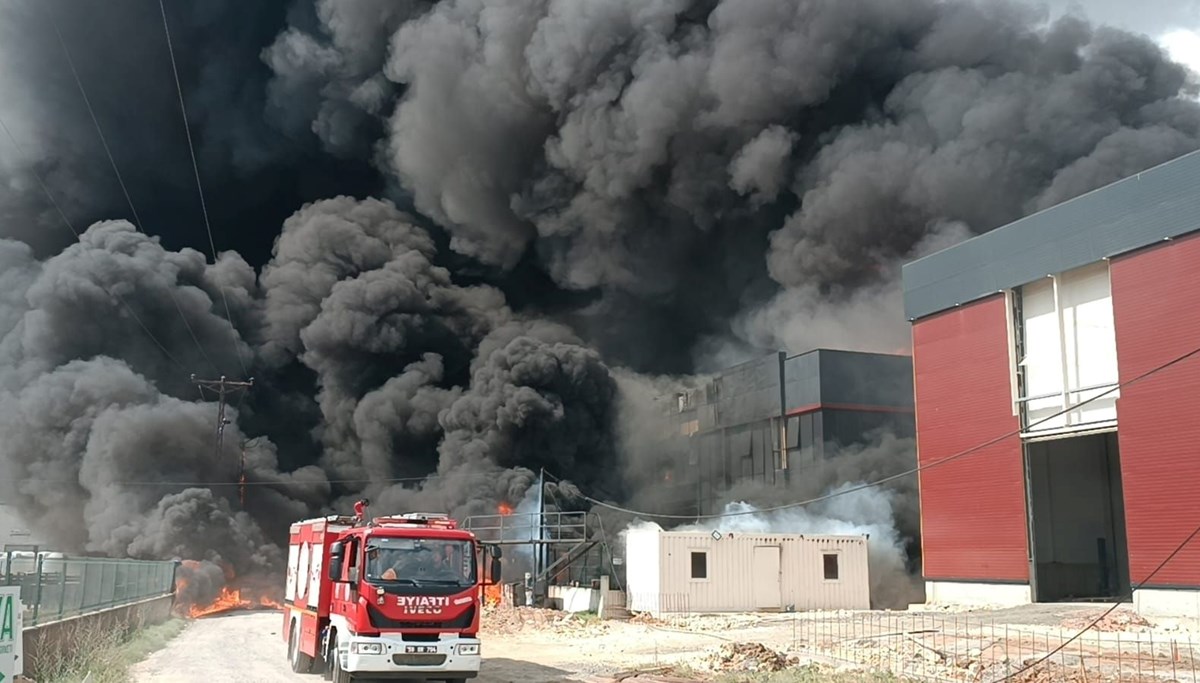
top-left (0, 0), bottom-right (1197, 607)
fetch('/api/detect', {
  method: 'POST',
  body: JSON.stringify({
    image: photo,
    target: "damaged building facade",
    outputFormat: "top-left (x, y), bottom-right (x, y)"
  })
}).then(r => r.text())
top-left (903, 149), bottom-right (1200, 618)
top-left (660, 349), bottom-right (915, 516)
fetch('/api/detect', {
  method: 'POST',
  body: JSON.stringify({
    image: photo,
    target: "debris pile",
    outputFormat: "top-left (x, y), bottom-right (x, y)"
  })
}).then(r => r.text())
top-left (706, 642), bottom-right (797, 673)
top-left (1008, 663), bottom-right (1165, 682)
top-left (481, 606), bottom-right (609, 637)
top-left (659, 613), bottom-right (766, 633)
top-left (629, 612), bottom-right (665, 626)
top-left (1061, 609), bottom-right (1152, 632)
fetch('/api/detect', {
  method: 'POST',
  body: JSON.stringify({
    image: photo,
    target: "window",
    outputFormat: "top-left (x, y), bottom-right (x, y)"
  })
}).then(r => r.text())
top-left (1016, 261), bottom-right (1119, 435)
top-left (690, 551), bottom-right (707, 579)
top-left (364, 537), bottom-right (476, 586)
top-left (823, 553), bottom-right (839, 581)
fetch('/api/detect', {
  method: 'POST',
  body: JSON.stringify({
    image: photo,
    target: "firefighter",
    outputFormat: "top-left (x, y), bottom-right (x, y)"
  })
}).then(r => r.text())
top-left (365, 546), bottom-right (404, 581)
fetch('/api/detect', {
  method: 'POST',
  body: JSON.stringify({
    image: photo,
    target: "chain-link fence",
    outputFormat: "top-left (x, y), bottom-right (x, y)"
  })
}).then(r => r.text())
top-left (1, 551), bottom-right (177, 627)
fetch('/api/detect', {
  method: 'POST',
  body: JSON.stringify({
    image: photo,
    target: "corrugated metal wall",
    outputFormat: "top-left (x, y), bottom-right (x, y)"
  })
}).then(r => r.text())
top-left (913, 294), bottom-right (1029, 583)
top-left (637, 531), bottom-right (870, 613)
top-left (1111, 232), bottom-right (1200, 588)
top-left (676, 350), bottom-right (916, 516)
top-left (902, 149), bottom-right (1200, 321)
top-left (816, 351), bottom-right (915, 410)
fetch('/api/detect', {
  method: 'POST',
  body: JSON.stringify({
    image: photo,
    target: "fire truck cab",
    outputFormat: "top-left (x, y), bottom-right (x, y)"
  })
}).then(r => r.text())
top-left (284, 501), bottom-right (502, 682)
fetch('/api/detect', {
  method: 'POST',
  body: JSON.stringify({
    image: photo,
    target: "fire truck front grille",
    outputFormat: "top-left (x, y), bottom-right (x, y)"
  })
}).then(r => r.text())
top-left (367, 604), bottom-right (476, 630)
top-left (392, 653), bottom-right (448, 666)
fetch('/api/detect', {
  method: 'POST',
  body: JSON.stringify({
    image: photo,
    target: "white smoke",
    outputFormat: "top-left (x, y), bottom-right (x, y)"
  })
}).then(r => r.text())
top-left (619, 482), bottom-right (923, 609)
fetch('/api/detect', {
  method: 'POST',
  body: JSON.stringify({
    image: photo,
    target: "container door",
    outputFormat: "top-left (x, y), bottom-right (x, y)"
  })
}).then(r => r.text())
top-left (752, 546), bottom-right (781, 609)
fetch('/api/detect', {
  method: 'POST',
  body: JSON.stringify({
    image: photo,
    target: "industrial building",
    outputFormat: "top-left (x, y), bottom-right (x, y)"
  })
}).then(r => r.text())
top-left (661, 349), bottom-right (915, 517)
top-left (902, 149), bottom-right (1200, 617)
top-left (624, 527), bottom-right (870, 615)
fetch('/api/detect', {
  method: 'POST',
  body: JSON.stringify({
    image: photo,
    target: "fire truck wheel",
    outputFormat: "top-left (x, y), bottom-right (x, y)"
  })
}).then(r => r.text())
top-left (331, 634), bottom-right (353, 683)
top-left (289, 619), bottom-right (314, 673)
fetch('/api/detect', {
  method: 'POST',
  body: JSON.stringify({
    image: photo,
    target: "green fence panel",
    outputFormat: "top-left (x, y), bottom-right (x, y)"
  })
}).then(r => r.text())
top-left (1, 553), bottom-right (179, 626)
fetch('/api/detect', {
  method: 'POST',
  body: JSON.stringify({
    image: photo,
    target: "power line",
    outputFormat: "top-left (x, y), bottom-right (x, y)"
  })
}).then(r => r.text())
top-left (556, 342), bottom-right (1200, 521)
top-left (5, 474), bottom-right (439, 488)
top-left (192, 375), bottom-right (254, 460)
top-left (0, 115), bottom-right (187, 371)
top-left (156, 0), bottom-right (249, 379)
top-left (48, 11), bottom-right (219, 377)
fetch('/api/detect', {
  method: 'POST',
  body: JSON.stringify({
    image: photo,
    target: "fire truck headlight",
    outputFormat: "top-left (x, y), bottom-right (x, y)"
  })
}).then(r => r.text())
top-left (457, 643), bottom-right (480, 656)
top-left (351, 642), bottom-right (384, 655)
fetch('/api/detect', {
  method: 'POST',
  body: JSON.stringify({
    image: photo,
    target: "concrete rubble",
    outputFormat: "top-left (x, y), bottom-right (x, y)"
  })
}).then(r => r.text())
top-left (705, 642), bottom-right (797, 673)
top-left (1060, 608), bottom-right (1152, 632)
top-left (482, 604), bottom-right (611, 637)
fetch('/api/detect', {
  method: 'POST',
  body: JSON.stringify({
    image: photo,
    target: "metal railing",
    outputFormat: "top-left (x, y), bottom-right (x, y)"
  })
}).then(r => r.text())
top-left (462, 511), bottom-right (593, 544)
top-left (1, 551), bottom-right (177, 627)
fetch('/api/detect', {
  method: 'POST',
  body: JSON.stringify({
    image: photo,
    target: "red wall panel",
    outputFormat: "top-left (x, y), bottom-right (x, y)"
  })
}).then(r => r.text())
top-left (913, 294), bottom-right (1028, 582)
top-left (1111, 232), bottom-right (1200, 589)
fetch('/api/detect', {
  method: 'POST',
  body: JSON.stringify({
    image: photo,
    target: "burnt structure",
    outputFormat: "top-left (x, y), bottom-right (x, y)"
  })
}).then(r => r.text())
top-left (661, 349), bottom-right (915, 516)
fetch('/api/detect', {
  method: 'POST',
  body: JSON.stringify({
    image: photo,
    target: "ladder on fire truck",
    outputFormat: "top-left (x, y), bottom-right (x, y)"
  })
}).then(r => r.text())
top-left (461, 510), bottom-right (607, 589)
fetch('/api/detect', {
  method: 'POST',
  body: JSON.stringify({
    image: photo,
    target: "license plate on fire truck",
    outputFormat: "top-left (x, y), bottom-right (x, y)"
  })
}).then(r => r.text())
top-left (404, 645), bottom-right (438, 654)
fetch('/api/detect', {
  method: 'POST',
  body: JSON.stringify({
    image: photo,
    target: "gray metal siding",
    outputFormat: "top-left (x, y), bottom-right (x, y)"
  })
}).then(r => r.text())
top-left (705, 352), bottom-right (785, 429)
top-left (783, 352), bottom-right (822, 410)
top-left (679, 349), bottom-right (917, 516)
top-left (816, 350), bottom-right (914, 408)
top-left (903, 148), bottom-right (1200, 321)
top-left (822, 409), bottom-right (916, 448)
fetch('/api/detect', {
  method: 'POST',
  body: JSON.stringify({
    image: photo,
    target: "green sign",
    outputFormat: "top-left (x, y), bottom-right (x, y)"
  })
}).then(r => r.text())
top-left (0, 592), bottom-right (12, 642)
top-left (0, 587), bottom-right (20, 680)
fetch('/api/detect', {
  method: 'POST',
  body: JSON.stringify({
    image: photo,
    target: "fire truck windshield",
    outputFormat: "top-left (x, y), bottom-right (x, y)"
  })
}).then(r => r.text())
top-left (363, 537), bottom-right (476, 586)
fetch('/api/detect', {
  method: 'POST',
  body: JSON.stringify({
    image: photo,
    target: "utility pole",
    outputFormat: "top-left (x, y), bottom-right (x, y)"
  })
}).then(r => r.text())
top-left (238, 440), bottom-right (247, 509)
top-left (191, 374), bottom-right (254, 460)
top-left (535, 468), bottom-right (545, 597)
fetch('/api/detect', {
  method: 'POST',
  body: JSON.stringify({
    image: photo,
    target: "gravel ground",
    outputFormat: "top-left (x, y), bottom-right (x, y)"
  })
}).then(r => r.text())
top-left (131, 604), bottom-right (1200, 682)
top-left (129, 611), bottom-right (583, 683)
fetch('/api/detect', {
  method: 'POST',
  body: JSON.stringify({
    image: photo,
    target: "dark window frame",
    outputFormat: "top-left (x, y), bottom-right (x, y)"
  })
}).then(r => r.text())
top-left (823, 553), bottom-right (840, 581)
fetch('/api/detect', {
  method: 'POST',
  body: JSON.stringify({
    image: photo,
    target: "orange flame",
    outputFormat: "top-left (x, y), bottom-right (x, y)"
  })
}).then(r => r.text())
top-left (483, 583), bottom-right (503, 608)
top-left (176, 560), bottom-right (283, 619)
top-left (497, 502), bottom-right (514, 515)
top-left (186, 586), bottom-right (284, 618)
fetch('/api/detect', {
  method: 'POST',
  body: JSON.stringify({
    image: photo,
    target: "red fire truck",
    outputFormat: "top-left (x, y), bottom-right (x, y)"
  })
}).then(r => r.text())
top-left (283, 500), bottom-right (502, 682)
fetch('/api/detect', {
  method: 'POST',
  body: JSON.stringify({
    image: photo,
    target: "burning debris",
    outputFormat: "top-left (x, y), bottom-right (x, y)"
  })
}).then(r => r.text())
top-left (184, 587), bottom-right (284, 619)
top-left (174, 560), bottom-right (283, 619)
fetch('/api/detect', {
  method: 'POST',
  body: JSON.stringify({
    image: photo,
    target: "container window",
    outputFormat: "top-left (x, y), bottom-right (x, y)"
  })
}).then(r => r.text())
top-left (690, 551), bottom-right (707, 579)
top-left (823, 553), bottom-right (839, 581)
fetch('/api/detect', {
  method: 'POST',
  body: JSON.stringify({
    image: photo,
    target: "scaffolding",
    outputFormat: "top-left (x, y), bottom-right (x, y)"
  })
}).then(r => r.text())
top-left (462, 509), bottom-right (615, 592)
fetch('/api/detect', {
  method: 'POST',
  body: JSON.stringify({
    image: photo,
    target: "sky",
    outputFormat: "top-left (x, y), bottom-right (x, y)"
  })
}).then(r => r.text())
top-left (1044, 0), bottom-right (1200, 71)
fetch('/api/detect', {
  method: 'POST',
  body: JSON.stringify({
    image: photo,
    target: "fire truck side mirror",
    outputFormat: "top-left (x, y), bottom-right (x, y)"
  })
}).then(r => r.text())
top-left (483, 543), bottom-right (502, 585)
top-left (328, 541), bottom-right (345, 582)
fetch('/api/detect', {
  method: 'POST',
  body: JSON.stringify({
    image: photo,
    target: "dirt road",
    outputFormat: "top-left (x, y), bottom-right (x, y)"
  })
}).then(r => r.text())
top-left (128, 607), bottom-right (883, 681)
top-left (131, 611), bottom-right (593, 682)
top-left (132, 603), bottom-right (1163, 682)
